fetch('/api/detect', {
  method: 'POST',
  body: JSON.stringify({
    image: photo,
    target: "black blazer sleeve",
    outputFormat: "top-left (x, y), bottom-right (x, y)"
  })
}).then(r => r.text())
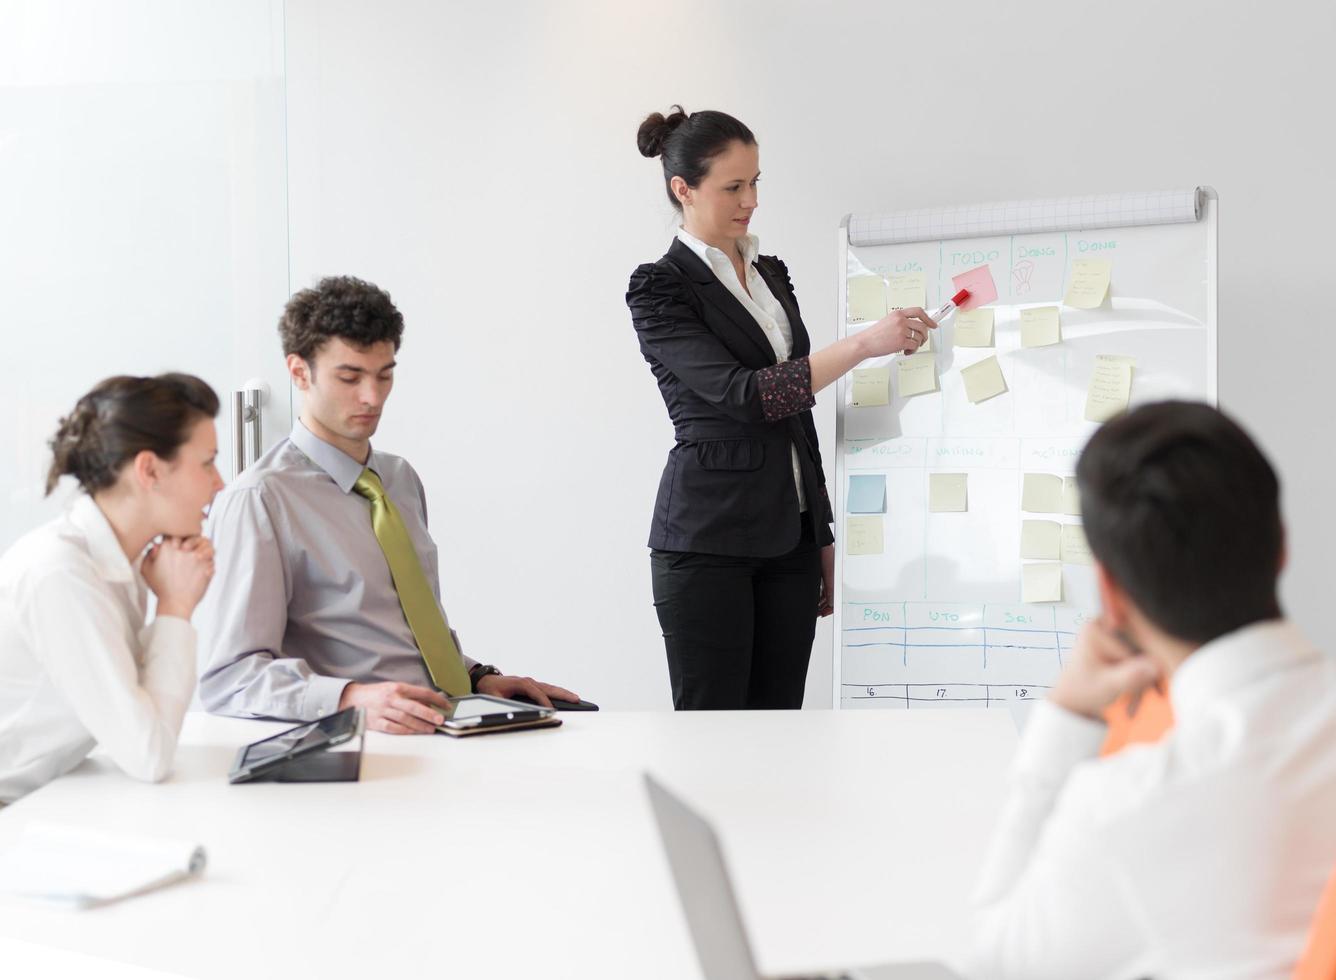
top-left (627, 263), bottom-right (817, 424)
top-left (627, 248), bottom-right (834, 556)
top-left (758, 254), bottom-right (836, 534)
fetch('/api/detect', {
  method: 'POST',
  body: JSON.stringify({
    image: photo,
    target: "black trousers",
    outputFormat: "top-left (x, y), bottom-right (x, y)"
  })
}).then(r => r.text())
top-left (650, 515), bottom-right (822, 710)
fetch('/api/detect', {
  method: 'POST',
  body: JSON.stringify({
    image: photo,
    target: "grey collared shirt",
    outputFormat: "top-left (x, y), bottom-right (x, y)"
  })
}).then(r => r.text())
top-left (196, 421), bottom-right (475, 721)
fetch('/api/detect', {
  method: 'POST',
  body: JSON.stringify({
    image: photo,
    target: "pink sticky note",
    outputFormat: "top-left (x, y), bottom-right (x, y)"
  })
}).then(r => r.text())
top-left (951, 265), bottom-right (998, 311)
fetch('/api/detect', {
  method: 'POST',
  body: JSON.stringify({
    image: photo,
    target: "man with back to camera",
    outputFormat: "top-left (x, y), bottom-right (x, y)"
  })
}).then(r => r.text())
top-left (197, 276), bottom-right (580, 732)
top-left (960, 401), bottom-right (1336, 979)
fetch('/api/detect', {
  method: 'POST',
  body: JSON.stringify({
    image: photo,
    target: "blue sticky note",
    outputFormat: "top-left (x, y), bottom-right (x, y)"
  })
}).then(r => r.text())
top-left (847, 475), bottom-right (887, 514)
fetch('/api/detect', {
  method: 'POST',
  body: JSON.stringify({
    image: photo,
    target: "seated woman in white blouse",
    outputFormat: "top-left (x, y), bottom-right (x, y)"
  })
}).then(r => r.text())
top-left (0, 373), bottom-right (222, 804)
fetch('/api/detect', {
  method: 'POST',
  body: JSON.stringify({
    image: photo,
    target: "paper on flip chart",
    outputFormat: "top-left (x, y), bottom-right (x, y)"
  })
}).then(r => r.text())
top-left (954, 309), bottom-right (994, 347)
top-left (1020, 306), bottom-right (1062, 348)
top-left (846, 516), bottom-right (884, 555)
top-left (1022, 562), bottom-right (1063, 603)
top-left (1065, 258), bottom-right (1112, 309)
top-left (897, 351), bottom-right (938, 397)
top-left (1084, 354), bottom-right (1135, 423)
top-left (851, 367), bottom-right (891, 407)
top-left (1020, 520), bottom-right (1062, 560)
top-left (847, 276), bottom-right (887, 323)
top-left (1061, 524), bottom-right (1094, 565)
top-left (929, 473), bottom-right (968, 513)
top-left (887, 272), bottom-right (926, 310)
top-left (960, 356), bottom-right (1007, 404)
top-left (1062, 476), bottom-right (1081, 516)
top-left (951, 264), bottom-right (998, 310)
top-left (847, 474), bottom-right (887, 514)
top-left (1022, 473), bottom-right (1065, 513)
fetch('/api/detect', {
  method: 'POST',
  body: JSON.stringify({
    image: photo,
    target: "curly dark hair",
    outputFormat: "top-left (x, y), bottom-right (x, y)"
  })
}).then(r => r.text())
top-left (279, 275), bottom-right (405, 364)
top-left (47, 373), bottom-right (219, 496)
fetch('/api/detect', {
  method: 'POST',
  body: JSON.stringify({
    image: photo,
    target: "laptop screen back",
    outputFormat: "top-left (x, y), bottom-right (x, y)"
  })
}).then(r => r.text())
top-left (644, 774), bottom-right (762, 980)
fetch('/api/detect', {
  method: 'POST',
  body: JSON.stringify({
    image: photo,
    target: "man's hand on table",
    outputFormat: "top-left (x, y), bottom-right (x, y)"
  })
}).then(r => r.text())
top-left (338, 681), bottom-right (450, 734)
top-left (476, 673), bottom-right (580, 709)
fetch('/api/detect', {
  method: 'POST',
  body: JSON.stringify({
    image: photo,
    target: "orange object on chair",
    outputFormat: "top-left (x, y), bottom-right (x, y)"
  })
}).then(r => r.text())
top-left (1295, 863), bottom-right (1336, 980)
top-left (1100, 685), bottom-right (1174, 757)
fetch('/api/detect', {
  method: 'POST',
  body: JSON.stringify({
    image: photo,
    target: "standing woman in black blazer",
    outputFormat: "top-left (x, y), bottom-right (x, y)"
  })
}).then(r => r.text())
top-left (627, 106), bottom-right (938, 710)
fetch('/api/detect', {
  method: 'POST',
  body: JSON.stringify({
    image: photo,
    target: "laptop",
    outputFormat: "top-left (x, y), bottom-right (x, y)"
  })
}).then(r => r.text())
top-left (644, 774), bottom-right (963, 980)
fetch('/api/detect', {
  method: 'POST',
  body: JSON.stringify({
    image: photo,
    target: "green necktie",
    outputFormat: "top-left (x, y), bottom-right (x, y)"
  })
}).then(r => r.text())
top-left (353, 468), bottom-right (472, 696)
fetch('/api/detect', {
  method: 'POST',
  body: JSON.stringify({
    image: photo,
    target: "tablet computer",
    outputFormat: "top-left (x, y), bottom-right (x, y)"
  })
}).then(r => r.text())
top-left (435, 694), bottom-right (558, 736)
top-left (228, 707), bottom-right (364, 783)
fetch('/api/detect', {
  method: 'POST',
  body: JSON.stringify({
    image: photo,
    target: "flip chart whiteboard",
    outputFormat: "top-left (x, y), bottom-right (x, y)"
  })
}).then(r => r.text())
top-left (833, 188), bottom-right (1217, 710)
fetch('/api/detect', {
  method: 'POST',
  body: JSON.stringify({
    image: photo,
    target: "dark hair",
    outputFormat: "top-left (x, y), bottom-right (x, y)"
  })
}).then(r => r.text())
top-left (279, 275), bottom-right (404, 364)
top-left (636, 105), bottom-right (756, 209)
top-left (1076, 400), bottom-right (1283, 644)
top-left (46, 373), bottom-right (220, 496)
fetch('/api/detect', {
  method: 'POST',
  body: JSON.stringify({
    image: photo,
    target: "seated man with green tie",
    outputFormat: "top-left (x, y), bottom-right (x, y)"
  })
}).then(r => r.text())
top-left (198, 276), bottom-right (579, 732)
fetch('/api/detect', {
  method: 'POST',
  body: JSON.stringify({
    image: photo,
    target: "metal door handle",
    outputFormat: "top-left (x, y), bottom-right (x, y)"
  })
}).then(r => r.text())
top-left (231, 380), bottom-right (269, 478)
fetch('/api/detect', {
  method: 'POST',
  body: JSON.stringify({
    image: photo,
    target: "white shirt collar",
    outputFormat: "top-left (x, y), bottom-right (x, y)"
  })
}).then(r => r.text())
top-left (66, 493), bottom-right (136, 584)
top-left (675, 226), bottom-right (760, 268)
top-left (1170, 619), bottom-right (1317, 719)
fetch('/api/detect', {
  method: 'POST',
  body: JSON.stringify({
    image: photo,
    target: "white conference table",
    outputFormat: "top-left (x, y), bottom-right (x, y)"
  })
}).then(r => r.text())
top-left (0, 709), bottom-right (1018, 979)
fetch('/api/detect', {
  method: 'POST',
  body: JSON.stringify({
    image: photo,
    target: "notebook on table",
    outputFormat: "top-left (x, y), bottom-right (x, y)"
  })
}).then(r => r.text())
top-left (0, 822), bottom-right (206, 909)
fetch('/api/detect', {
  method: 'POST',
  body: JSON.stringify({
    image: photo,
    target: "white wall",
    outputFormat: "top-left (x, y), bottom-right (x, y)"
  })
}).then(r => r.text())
top-left (281, 0), bottom-right (1336, 709)
top-left (0, 0), bottom-right (293, 551)
top-left (11, 1), bottom-right (1328, 714)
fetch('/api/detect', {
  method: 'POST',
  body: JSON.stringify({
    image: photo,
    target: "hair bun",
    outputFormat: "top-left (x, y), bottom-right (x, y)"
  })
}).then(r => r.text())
top-left (636, 105), bottom-right (688, 158)
top-left (53, 399), bottom-right (99, 453)
top-left (47, 398), bottom-right (104, 494)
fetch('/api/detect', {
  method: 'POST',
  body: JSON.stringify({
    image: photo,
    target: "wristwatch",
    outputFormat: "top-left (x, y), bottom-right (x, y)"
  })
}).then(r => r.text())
top-left (469, 663), bottom-right (502, 693)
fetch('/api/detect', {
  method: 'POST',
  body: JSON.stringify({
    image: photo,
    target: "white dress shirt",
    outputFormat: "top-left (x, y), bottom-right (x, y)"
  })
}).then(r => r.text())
top-left (961, 620), bottom-right (1336, 980)
top-left (0, 494), bottom-right (196, 804)
top-left (674, 226), bottom-right (807, 510)
top-left (197, 421), bottom-right (475, 722)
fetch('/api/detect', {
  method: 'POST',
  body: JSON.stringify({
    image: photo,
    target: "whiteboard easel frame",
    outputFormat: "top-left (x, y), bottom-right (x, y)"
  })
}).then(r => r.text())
top-left (829, 188), bottom-right (1218, 709)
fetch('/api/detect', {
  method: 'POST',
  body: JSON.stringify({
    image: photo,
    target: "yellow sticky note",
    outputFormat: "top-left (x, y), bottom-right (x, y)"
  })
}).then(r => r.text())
top-left (1022, 473), bottom-right (1064, 513)
top-left (1020, 306), bottom-right (1062, 348)
top-left (887, 272), bottom-right (926, 311)
top-left (916, 329), bottom-right (933, 353)
top-left (1020, 520), bottom-right (1062, 560)
top-left (847, 277), bottom-right (887, 323)
top-left (847, 516), bottom-right (884, 556)
top-left (929, 473), bottom-right (968, 513)
top-left (1061, 524), bottom-right (1094, 565)
top-left (1065, 258), bottom-right (1111, 309)
top-left (1084, 354), bottom-right (1135, 423)
top-left (897, 351), bottom-right (938, 397)
top-left (954, 309), bottom-right (994, 348)
top-left (1062, 477), bottom-right (1081, 516)
top-left (961, 355), bottom-right (1008, 404)
top-left (851, 367), bottom-right (891, 407)
top-left (1022, 562), bottom-right (1063, 603)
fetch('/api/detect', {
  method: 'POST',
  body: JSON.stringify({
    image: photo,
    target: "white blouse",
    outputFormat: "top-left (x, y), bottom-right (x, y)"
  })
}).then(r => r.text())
top-left (0, 494), bottom-right (196, 803)
top-left (675, 227), bottom-right (808, 511)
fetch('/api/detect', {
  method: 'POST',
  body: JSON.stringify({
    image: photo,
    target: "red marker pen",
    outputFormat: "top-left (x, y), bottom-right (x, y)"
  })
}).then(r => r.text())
top-left (929, 288), bottom-right (971, 322)
top-left (903, 289), bottom-right (969, 354)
